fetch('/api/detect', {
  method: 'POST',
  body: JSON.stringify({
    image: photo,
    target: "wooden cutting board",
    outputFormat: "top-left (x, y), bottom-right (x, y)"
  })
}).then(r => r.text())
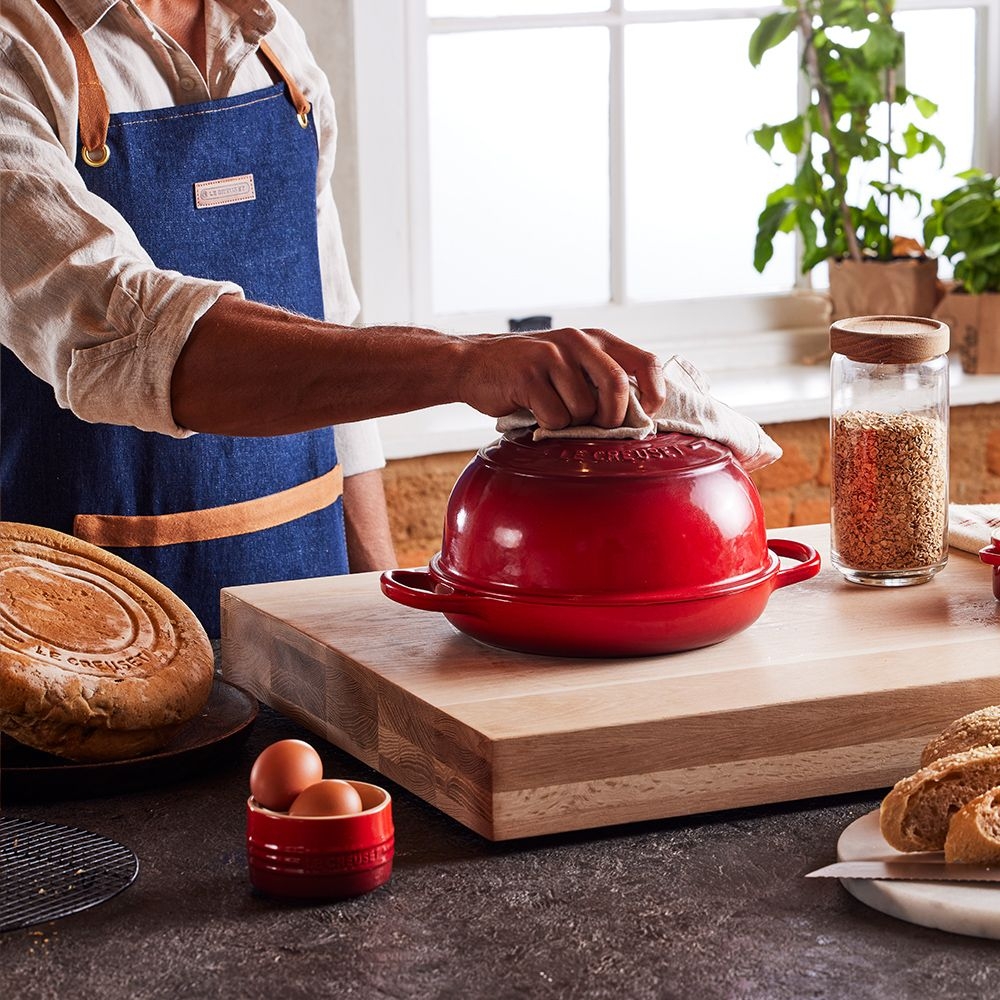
top-left (220, 525), bottom-right (1000, 840)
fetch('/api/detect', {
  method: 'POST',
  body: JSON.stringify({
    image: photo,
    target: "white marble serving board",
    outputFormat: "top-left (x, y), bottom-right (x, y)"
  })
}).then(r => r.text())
top-left (836, 810), bottom-right (1000, 939)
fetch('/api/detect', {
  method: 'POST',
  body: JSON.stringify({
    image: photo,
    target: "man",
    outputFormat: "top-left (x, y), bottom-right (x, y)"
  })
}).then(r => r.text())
top-left (0, 0), bottom-right (665, 635)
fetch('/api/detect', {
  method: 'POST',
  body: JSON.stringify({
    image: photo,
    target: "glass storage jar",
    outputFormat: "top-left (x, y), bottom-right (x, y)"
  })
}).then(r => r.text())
top-left (830, 315), bottom-right (950, 587)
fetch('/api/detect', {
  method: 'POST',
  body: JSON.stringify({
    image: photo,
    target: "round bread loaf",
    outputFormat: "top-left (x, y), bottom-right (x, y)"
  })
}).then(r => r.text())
top-left (0, 521), bottom-right (214, 762)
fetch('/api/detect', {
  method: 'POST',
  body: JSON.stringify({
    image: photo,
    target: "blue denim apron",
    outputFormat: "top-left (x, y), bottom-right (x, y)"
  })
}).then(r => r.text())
top-left (1, 9), bottom-right (348, 636)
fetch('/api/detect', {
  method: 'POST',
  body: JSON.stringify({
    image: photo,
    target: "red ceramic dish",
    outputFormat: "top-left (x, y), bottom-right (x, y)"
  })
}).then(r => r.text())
top-left (980, 535), bottom-right (1000, 600)
top-left (246, 781), bottom-right (393, 900)
top-left (380, 430), bottom-right (820, 657)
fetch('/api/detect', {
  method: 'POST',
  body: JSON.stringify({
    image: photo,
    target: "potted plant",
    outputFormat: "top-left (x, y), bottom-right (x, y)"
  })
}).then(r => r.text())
top-left (748, 0), bottom-right (946, 320)
top-left (924, 170), bottom-right (1000, 373)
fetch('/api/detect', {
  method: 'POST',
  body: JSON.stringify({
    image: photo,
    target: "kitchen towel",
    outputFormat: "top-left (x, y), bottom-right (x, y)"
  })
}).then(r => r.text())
top-left (948, 504), bottom-right (1000, 554)
top-left (496, 355), bottom-right (782, 472)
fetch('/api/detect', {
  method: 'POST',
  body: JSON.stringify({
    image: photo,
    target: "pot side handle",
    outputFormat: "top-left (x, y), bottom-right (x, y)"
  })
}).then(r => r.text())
top-left (767, 539), bottom-right (821, 589)
top-left (380, 569), bottom-right (483, 617)
top-left (980, 544), bottom-right (1000, 566)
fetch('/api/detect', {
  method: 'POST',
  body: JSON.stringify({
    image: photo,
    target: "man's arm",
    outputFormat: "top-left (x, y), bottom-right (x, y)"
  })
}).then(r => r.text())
top-left (170, 296), bottom-right (666, 436)
top-left (343, 469), bottom-right (398, 572)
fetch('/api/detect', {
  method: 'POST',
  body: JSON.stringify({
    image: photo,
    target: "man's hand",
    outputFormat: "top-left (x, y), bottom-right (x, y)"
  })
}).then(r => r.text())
top-left (457, 327), bottom-right (665, 430)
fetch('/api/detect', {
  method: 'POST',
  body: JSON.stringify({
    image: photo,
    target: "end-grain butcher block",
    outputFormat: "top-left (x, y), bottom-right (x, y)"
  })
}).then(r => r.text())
top-left (0, 522), bottom-right (214, 762)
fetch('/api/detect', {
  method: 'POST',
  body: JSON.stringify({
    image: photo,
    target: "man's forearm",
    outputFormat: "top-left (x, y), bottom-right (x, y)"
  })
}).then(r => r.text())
top-left (343, 469), bottom-right (398, 572)
top-left (170, 296), bottom-right (462, 436)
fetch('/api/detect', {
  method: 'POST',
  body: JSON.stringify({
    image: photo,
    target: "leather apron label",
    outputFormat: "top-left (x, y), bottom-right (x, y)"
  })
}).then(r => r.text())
top-left (194, 173), bottom-right (256, 209)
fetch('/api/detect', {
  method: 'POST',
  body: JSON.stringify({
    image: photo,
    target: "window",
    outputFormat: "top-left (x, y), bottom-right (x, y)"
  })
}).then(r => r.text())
top-left (345, 1), bottom-right (1000, 453)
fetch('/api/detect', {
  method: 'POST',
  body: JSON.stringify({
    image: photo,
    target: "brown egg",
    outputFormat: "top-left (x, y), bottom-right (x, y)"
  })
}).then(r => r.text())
top-left (250, 739), bottom-right (324, 811)
top-left (288, 779), bottom-right (365, 817)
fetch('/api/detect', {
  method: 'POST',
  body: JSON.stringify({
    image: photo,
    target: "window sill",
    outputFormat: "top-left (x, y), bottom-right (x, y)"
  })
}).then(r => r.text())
top-left (378, 357), bottom-right (1000, 461)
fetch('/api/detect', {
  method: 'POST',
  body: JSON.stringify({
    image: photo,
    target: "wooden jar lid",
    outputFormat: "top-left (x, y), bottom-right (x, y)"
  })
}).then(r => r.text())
top-left (0, 521), bottom-right (214, 761)
top-left (830, 315), bottom-right (950, 364)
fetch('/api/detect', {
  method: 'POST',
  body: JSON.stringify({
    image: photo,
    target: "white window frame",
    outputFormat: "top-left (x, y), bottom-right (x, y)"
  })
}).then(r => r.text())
top-left (347, 1), bottom-right (1000, 454)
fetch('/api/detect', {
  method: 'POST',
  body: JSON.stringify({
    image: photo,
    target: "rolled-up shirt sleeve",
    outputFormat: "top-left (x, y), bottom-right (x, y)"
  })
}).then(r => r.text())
top-left (0, 35), bottom-right (242, 438)
top-left (2, 1), bottom-right (378, 461)
top-left (334, 419), bottom-right (386, 477)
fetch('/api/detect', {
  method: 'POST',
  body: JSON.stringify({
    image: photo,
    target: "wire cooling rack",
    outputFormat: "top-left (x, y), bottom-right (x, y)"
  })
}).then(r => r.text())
top-left (1, 815), bottom-right (138, 933)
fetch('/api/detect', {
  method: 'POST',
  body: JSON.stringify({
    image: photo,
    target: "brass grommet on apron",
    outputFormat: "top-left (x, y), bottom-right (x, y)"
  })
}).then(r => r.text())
top-left (257, 40), bottom-right (311, 129)
top-left (82, 144), bottom-right (110, 168)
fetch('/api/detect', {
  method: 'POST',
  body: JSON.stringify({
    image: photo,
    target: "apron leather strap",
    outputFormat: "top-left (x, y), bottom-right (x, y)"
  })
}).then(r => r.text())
top-left (73, 465), bottom-right (343, 548)
top-left (35, 0), bottom-right (111, 164)
top-left (258, 39), bottom-right (311, 125)
top-left (34, 0), bottom-right (312, 165)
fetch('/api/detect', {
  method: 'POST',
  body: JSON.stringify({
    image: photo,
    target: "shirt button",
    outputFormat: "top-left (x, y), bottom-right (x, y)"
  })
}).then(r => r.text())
top-left (180, 78), bottom-right (195, 91)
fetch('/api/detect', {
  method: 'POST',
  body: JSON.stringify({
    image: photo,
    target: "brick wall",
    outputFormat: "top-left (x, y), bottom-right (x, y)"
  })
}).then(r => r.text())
top-left (382, 402), bottom-right (1000, 567)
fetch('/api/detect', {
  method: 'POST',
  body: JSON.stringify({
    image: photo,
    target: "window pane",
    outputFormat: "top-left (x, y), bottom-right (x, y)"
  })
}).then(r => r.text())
top-left (887, 10), bottom-right (976, 252)
top-left (625, 1), bottom-right (767, 9)
top-left (624, 20), bottom-right (797, 301)
top-left (428, 1), bottom-right (608, 16)
top-left (428, 28), bottom-right (610, 313)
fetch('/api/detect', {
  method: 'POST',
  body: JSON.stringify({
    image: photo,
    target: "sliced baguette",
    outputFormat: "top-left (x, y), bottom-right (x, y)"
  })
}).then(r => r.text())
top-left (880, 745), bottom-right (1000, 852)
top-left (920, 705), bottom-right (1000, 768)
top-left (944, 786), bottom-right (1000, 865)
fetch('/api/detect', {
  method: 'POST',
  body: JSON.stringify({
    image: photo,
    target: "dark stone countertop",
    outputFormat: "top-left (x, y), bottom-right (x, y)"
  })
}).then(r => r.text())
top-left (3, 701), bottom-right (999, 1000)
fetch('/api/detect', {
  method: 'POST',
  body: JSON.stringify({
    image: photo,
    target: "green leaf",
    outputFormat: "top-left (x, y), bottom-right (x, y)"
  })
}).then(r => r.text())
top-left (752, 124), bottom-right (778, 155)
top-left (802, 242), bottom-right (832, 273)
top-left (900, 124), bottom-right (947, 165)
top-left (749, 11), bottom-right (798, 67)
top-left (944, 194), bottom-right (993, 230)
top-left (912, 94), bottom-right (939, 119)
top-left (795, 202), bottom-right (818, 252)
top-left (778, 117), bottom-right (806, 155)
top-left (764, 182), bottom-right (797, 206)
top-left (864, 24), bottom-right (903, 69)
top-left (964, 239), bottom-right (1000, 263)
top-left (792, 158), bottom-right (821, 201)
top-left (753, 197), bottom-right (794, 272)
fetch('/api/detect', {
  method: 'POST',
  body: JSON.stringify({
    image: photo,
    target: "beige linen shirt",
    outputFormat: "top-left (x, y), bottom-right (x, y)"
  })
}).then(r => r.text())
top-left (0, 0), bottom-right (384, 474)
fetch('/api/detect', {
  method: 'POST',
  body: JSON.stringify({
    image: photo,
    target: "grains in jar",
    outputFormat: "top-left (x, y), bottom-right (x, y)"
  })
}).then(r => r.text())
top-left (831, 410), bottom-right (948, 573)
top-left (829, 316), bottom-right (950, 587)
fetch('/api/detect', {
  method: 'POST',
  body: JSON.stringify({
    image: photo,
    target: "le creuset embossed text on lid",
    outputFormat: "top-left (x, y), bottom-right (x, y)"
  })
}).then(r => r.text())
top-left (380, 430), bottom-right (820, 657)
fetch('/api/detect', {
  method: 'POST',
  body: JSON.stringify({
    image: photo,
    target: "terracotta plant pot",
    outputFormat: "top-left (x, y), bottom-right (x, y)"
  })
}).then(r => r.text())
top-left (828, 257), bottom-right (939, 323)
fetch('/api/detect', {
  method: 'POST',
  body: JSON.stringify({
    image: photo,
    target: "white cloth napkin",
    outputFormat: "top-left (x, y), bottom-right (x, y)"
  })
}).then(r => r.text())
top-left (496, 355), bottom-right (782, 472)
top-left (948, 504), bottom-right (1000, 554)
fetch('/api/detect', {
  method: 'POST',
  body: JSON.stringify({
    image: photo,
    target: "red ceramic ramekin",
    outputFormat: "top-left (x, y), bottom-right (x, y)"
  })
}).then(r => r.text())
top-left (980, 534), bottom-right (1000, 600)
top-left (246, 781), bottom-right (393, 901)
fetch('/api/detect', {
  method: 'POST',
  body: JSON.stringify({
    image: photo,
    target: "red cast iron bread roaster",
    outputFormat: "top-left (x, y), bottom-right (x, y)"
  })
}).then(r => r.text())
top-left (380, 430), bottom-right (820, 657)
